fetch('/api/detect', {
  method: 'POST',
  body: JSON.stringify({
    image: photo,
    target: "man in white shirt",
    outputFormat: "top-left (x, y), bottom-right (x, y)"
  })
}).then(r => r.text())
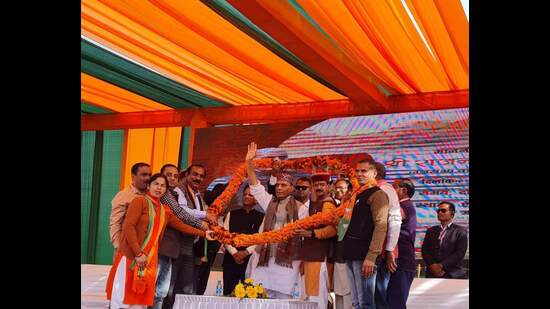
top-left (245, 142), bottom-right (305, 299)
top-left (373, 162), bottom-right (402, 309)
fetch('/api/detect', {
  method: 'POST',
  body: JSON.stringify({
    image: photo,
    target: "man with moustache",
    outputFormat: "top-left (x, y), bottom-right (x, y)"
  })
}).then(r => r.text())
top-left (109, 162), bottom-right (151, 251)
top-left (294, 172), bottom-right (338, 309)
top-left (342, 158), bottom-right (389, 309)
top-left (162, 164), bottom-right (217, 308)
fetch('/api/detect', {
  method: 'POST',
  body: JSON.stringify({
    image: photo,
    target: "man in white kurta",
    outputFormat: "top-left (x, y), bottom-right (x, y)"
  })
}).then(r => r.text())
top-left (244, 142), bottom-right (306, 299)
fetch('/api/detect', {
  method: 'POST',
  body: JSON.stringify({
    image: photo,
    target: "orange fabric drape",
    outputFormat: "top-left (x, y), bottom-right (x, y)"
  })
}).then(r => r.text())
top-left (121, 127), bottom-right (182, 189)
top-left (297, 0), bottom-right (415, 94)
top-left (297, 0), bottom-right (468, 93)
top-left (81, 0), bottom-right (345, 106)
top-left (247, 0), bottom-right (393, 102)
top-left (406, 0), bottom-right (469, 88)
top-left (81, 73), bottom-right (172, 112)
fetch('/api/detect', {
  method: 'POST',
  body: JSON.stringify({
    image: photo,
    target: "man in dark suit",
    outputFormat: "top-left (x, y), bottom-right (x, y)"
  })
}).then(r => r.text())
top-left (421, 201), bottom-right (468, 279)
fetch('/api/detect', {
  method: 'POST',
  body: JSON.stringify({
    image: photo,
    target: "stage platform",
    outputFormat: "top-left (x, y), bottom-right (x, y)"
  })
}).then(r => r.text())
top-left (82, 264), bottom-right (468, 308)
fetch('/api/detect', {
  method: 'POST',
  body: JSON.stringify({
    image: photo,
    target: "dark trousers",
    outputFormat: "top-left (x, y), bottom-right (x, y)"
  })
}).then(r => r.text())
top-left (195, 240), bottom-right (221, 295)
top-left (375, 259), bottom-right (391, 309)
top-left (162, 254), bottom-right (195, 309)
top-left (222, 252), bottom-right (251, 296)
top-left (387, 269), bottom-right (415, 309)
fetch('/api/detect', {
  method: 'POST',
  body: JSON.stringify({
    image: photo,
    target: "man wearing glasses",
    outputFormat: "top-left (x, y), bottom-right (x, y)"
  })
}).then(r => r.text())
top-left (294, 177), bottom-right (312, 215)
top-left (421, 201), bottom-right (468, 279)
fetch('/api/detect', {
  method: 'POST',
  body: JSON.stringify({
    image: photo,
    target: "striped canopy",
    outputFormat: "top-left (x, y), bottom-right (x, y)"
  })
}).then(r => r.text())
top-left (81, 0), bottom-right (469, 188)
top-left (81, 0), bottom-right (468, 119)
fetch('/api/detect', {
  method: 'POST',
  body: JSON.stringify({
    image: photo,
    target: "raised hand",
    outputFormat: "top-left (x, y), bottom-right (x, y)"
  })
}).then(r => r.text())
top-left (246, 142), bottom-right (258, 161)
top-left (246, 142), bottom-right (260, 186)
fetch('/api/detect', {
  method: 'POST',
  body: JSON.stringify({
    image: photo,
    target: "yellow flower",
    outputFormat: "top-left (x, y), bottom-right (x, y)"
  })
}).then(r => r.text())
top-left (244, 278), bottom-right (254, 284)
top-left (235, 284), bottom-right (246, 298)
top-left (246, 286), bottom-right (257, 298)
top-left (257, 284), bottom-right (264, 294)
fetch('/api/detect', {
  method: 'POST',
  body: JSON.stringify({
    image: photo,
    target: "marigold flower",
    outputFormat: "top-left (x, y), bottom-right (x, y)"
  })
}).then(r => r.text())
top-left (207, 156), bottom-right (372, 247)
top-left (235, 283), bottom-right (246, 298)
top-left (246, 286), bottom-right (257, 298)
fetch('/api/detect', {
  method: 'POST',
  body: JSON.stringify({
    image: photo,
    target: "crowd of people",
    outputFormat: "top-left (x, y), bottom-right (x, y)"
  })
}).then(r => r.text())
top-left (105, 142), bottom-right (468, 309)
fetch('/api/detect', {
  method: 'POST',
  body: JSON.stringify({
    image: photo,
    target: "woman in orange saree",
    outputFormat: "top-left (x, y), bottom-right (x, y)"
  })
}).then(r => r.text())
top-left (105, 173), bottom-right (215, 308)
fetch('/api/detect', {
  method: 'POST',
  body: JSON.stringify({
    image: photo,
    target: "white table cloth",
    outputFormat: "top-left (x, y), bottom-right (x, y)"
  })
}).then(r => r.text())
top-left (173, 295), bottom-right (318, 309)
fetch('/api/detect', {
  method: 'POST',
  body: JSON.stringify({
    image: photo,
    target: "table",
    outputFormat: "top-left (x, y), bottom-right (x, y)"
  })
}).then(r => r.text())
top-left (81, 265), bottom-right (468, 309)
top-left (173, 295), bottom-right (318, 309)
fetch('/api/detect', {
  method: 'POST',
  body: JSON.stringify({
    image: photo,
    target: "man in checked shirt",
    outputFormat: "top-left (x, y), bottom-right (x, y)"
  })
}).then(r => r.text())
top-left (151, 164), bottom-right (210, 309)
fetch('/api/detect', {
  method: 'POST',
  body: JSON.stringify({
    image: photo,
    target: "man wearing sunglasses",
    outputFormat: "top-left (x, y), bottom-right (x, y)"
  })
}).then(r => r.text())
top-left (294, 177), bottom-right (312, 211)
top-left (421, 201), bottom-right (468, 279)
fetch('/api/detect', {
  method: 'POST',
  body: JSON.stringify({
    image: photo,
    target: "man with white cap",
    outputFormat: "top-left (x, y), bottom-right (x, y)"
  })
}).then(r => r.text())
top-left (244, 142), bottom-right (304, 299)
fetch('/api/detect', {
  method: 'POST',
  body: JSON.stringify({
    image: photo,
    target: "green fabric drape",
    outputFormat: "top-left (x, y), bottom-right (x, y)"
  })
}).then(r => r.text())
top-left (81, 39), bottom-right (226, 109)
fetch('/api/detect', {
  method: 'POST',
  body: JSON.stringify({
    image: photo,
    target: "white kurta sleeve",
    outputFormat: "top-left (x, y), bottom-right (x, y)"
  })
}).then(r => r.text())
top-left (249, 183), bottom-right (274, 212)
top-left (381, 184), bottom-right (402, 251)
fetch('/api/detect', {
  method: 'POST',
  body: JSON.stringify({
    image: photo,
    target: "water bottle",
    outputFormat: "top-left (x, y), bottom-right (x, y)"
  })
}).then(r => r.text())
top-left (216, 280), bottom-right (223, 296)
top-left (292, 280), bottom-right (300, 299)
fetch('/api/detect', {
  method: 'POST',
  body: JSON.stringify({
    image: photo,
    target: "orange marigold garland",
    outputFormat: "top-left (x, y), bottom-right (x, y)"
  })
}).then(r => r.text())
top-left (207, 156), bottom-right (374, 246)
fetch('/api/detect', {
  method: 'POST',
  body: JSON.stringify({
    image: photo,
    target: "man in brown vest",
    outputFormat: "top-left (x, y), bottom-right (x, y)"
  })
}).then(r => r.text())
top-left (295, 172), bottom-right (338, 309)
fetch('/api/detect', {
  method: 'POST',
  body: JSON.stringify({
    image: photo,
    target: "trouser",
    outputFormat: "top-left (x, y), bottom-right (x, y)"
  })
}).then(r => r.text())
top-left (334, 262), bottom-right (352, 309)
top-left (346, 260), bottom-right (377, 309)
top-left (302, 261), bottom-right (330, 309)
top-left (335, 294), bottom-right (353, 309)
top-left (387, 269), bottom-right (415, 309)
top-left (148, 255), bottom-right (172, 309)
top-left (222, 253), bottom-right (251, 296)
top-left (195, 240), bottom-right (221, 295)
top-left (374, 259), bottom-right (391, 309)
top-left (162, 254), bottom-right (195, 309)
